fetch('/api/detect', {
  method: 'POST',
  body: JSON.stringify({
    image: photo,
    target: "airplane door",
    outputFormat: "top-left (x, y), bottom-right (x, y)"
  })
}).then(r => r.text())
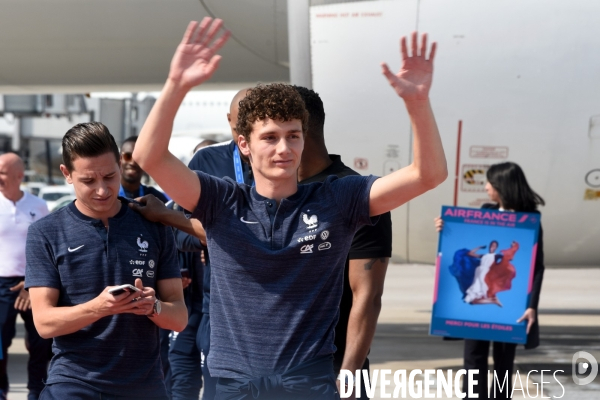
top-left (310, 1), bottom-right (420, 262)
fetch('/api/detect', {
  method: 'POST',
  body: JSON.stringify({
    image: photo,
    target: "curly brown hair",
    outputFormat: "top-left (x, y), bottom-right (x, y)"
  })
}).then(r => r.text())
top-left (236, 83), bottom-right (308, 141)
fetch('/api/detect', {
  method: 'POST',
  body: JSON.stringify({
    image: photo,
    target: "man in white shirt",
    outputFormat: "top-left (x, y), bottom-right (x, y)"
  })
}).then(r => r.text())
top-left (0, 153), bottom-right (52, 400)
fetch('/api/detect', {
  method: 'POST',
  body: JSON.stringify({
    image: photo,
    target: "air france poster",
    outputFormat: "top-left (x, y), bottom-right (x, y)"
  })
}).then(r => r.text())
top-left (430, 206), bottom-right (540, 344)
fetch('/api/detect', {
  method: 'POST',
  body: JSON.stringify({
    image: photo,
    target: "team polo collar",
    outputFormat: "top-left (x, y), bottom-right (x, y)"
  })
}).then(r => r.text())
top-left (250, 185), bottom-right (305, 206)
top-left (67, 197), bottom-right (129, 224)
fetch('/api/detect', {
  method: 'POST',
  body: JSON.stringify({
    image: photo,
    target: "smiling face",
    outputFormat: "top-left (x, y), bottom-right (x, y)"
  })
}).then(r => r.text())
top-left (120, 141), bottom-right (143, 185)
top-left (238, 118), bottom-right (304, 183)
top-left (60, 152), bottom-right (122, 220)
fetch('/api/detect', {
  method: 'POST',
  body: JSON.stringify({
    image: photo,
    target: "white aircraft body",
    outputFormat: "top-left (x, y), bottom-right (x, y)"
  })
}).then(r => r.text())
top-left (310, 0), bottom-right (600, 266)
top-left (0, 0), bottom-right (598, 265)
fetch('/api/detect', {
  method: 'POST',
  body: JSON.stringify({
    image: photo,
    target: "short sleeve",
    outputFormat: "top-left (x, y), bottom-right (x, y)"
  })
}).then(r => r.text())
top-left (156, 225), bottom-right (182, 281)
top-left (328, 175), bottom-right (379, 231)
top-left (349, 211), bottom-right (392, 260)
top-left (25, 223), bottom-right (60, 290)
top-left (189, 171), bottom-right (239, 228)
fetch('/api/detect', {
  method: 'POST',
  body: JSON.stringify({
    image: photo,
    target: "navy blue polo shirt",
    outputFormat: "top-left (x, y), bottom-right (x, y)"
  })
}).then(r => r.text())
top-left (25, 198), bottom-right (181, 397)
top-left (188, 140), bottom-right (253, 314)
top-left (190, 171), bottom-right (378, 378)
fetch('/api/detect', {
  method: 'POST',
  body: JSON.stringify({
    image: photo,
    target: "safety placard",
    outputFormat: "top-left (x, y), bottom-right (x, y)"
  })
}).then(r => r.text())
top-left (469, 146), bottom-right (509, 159)
top-left (460, 164), bottom-right (490, 192)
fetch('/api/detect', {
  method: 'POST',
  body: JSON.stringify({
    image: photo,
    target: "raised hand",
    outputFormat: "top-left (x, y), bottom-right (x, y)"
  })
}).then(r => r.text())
top-left (381, 32), bottom-right (436, 101)
top-left (168, 18), bottom-right (231, 89)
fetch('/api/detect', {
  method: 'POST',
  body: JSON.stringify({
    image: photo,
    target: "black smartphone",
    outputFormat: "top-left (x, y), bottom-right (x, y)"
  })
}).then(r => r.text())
top-left (180, 269), bottom-right (190, 279)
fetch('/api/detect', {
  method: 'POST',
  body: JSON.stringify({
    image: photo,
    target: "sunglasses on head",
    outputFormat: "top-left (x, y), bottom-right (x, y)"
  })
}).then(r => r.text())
top-left (121, 152), bottom-right (133, 162)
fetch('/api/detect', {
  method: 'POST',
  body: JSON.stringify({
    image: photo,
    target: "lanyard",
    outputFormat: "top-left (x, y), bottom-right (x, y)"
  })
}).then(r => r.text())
top-left (233, 146), bottom-right (245, 184)
top-left (119, 185), bottom-right (144, 198)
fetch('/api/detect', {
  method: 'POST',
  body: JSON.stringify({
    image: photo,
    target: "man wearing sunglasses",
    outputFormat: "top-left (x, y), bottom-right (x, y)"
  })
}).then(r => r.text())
top-left (120, 136), bottom-right (169, 203)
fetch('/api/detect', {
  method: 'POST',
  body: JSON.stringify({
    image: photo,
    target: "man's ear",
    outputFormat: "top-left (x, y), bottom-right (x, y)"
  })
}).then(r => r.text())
top-left (237, 134), bottom-right (251, 159)
top-left (59, 164), bottom-right (72, 184)
top-left (227, 113), bottom-right (232, 123)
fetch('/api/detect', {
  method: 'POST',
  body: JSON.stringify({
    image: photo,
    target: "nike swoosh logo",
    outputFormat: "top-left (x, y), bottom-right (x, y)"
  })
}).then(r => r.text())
top-left (240, 217), bottom-right (258, 224)
top-left (68, 245), bottom-right (85, 252)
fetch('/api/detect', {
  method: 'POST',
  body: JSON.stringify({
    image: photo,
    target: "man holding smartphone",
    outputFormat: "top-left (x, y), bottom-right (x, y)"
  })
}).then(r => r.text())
top-left (25, 122), bottom-right (187, 400)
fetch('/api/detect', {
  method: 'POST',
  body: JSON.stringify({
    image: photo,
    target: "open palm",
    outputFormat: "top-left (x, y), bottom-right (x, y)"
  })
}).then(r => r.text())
top-left (382, 32), bottom-right (436, 101)
top-left (169, 18), bottom-right (231, 89)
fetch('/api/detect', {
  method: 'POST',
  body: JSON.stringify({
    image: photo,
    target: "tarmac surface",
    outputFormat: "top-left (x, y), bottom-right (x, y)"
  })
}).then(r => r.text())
top-left (4, 264), bottom-right (600, 399)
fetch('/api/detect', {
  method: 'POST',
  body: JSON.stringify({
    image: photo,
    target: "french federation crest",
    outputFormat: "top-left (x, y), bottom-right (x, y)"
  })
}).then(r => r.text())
top-left (302, 213), bottom-right (318, 230)
top-left (137, 236), bottom-right (148, 253)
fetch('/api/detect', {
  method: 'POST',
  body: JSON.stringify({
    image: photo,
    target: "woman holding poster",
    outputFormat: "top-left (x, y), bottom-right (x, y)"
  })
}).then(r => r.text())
top-left (435, 161), bottom-right (545, 399)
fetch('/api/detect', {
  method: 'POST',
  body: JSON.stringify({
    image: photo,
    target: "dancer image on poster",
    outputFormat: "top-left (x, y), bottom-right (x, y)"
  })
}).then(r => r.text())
top-left (463, 240), bottom-right (499, 305)
top-left (485, 241), bottom-right (519, 301)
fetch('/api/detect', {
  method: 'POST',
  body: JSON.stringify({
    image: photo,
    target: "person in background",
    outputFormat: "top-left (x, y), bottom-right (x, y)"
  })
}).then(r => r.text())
top-left (294, 86), bottom-right (392, 399)
top-left (161, 199), bottom-right (203, 400)
top-left (435, 161), bottom-right (545, 399)
top-left (193, 139), bottom-right (218, 155)
top-left (164, 138), bottom-right (217, 400)
top-left (0, 153), bottom-right (52, 400)
top-left (120, 136), bottom-right (169, 202)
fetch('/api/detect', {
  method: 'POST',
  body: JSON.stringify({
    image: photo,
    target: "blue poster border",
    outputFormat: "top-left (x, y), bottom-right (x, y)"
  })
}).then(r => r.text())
top-left (430, 206), bottom-right (540, 344)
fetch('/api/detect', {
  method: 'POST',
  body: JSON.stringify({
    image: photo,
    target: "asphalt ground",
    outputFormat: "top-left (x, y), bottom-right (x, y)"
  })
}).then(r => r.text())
top-left (4, 265), bottom-right (599, 399)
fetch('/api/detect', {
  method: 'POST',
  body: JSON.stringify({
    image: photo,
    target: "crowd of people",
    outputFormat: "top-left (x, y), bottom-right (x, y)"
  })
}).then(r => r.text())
top-left (0, 16), bottom-right (545, 400)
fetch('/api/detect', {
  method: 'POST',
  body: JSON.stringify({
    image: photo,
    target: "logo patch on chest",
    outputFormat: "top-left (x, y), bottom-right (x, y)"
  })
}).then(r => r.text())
top-left (132, 268), bottom-right (144, 277)
top-left (318, 242), bottom-right (332, 251)
top-left (300, 244), bottom-right (314, 254)
top-left (301, 213), bottom-right (318, 231)
top-left (137, 236), bottom-right (148, 253)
